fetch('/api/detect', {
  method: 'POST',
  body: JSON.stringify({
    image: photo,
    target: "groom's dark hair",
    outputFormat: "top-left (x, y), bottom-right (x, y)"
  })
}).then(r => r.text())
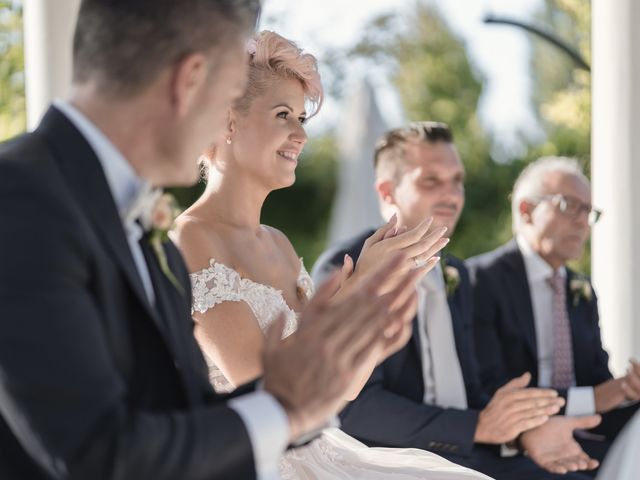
top-left (72, 0), bottom-right (260, 97)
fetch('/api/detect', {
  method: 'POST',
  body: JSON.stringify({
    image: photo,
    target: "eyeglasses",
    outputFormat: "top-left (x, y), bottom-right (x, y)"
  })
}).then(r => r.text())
top-left (533, 193), bottom-right (602, 226)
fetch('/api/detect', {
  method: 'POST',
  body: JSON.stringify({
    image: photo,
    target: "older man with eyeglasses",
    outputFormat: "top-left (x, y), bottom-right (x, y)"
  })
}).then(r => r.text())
top-left (467, 156), bottom-right (640, 473)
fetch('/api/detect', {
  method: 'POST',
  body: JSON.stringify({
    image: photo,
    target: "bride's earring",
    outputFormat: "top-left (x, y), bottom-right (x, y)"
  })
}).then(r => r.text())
top-left (226, 137), bottom-right (232, 145)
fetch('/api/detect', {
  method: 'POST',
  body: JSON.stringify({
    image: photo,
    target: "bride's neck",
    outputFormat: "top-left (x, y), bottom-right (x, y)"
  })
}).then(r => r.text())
top-left (197, 166), bottom-right (268, 233)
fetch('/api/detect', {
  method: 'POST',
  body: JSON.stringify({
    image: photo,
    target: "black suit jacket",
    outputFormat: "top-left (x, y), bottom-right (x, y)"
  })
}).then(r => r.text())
top-left (312, 230), bottom-right (489, 458)
top-left (467, 239), bottom-right (612, 397)
top-left (0, 107), bottom-right (256, 479)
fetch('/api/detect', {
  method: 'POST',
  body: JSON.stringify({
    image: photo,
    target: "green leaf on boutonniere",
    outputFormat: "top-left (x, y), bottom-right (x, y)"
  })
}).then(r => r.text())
top-left (148, 193), bottom-right (184, 295)
top-left (442, 261), bottom-right (461, 297)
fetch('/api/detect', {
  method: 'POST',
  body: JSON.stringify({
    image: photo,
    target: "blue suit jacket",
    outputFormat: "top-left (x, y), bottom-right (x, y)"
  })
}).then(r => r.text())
top-left (312, 230), bottom-right (489, 458)
top-left (466, 239), bottom-right (612, 397)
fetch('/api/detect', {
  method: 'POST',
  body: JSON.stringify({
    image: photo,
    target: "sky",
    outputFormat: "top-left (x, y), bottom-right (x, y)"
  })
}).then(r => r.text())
top-left (260, 0), bottom-right (546, 157)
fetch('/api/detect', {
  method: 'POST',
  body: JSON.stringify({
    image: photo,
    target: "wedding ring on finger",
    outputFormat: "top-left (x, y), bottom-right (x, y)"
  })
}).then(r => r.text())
top-left (413, 258), bottom-right (427, 269)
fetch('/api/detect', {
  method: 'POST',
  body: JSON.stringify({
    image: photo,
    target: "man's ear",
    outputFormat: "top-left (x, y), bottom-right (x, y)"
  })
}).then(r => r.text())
top-left (171, 52), bottom-right (208, 117)
top-left (375, 179), bottom-right (396, 206)
top-left (519, 200), bottom-right (535, 225)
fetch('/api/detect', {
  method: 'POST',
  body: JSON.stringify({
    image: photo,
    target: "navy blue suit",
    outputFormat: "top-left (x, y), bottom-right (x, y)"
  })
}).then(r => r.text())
top-left (467, 240), bottom-right (638, 455)
top-left (313, 230), bottom-right (591, 480)
top-left (466, 240), bottom-right (612, 396)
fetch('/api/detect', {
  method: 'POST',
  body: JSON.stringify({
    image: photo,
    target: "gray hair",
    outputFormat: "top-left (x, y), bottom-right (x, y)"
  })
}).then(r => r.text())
top-left (511, 156), bottom-right (589, 233)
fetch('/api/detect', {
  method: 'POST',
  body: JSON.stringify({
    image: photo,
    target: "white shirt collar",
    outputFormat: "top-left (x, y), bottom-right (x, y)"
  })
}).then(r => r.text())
top-left (52, 99), bottom-right (148, 223)
top-left (516, 234), bottom-right (566, 283)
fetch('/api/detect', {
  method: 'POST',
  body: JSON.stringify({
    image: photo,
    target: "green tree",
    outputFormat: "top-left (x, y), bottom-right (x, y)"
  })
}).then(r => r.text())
top-left (529, 0), bottom-right (590, 163)
top-left (0, 0), bottom-right (25, 140)
top-left (526, 0), bottom-right (592, 273)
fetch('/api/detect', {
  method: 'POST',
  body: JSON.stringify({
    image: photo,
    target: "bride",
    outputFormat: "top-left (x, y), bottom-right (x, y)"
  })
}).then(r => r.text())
top-left (174, 30), bottom-right (491, 479)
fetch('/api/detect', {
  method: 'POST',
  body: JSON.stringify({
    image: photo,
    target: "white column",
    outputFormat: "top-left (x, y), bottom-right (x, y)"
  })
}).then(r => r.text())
top-left (592, 0), bottom-right (640, 376)
top-left (23, 0), bottom-right (80, 130)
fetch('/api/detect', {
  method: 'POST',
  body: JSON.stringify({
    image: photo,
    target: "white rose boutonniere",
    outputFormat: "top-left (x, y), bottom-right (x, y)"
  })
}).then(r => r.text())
top-left (443, 264), bottom-right (461, 297)
top-left (143, 192), bottom-right (184, 294)
top-left (569, 276), bottom-right (592, 307)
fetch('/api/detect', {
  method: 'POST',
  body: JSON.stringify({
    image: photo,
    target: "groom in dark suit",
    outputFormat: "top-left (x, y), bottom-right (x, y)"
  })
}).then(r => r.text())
top-left (0, 1), bottom-right (423, 479)
top-left (313, 123), bottom-right (601, 479)
top-left (467, 156), bottom-right (640, 465)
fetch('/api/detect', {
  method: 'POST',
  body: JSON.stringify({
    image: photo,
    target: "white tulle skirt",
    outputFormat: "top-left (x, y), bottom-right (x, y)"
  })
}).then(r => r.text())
top-left (280, 427), bottom-right (492, 479)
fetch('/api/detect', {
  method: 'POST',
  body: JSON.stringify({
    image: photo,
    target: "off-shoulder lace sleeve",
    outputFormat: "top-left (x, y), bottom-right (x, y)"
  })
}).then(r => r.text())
top-left (297, 259), bottom-right (314, 300)
top-left (190, 258), bottom-right (305, 394)
top-left (190, 259), bottom-right (245, 314)
top-left (189, 259), bottom-right (298, 337)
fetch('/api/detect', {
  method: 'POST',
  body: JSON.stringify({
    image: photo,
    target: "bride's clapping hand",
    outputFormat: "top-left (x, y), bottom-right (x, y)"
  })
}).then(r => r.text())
top-left (331, 215), bottom-right (449, 378)
top-left (262, 253), bottom-right (410, 441)
top-left (335, 244), bottom-right (426, 359)
top-left (373, 262), bottom-right (425, 362)
top-left (339, 214), bottom-right (449, 299)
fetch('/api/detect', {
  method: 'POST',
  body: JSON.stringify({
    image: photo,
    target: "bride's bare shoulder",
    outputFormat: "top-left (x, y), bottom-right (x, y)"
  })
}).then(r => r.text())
top-left (262, 225), bottom-right (300, 268)
top-left (172, 213), bottom-right (230, 273)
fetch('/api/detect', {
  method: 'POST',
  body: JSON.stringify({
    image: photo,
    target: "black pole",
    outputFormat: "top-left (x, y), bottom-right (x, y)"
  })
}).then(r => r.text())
top-left (484, 14), bottom-right (590, 72)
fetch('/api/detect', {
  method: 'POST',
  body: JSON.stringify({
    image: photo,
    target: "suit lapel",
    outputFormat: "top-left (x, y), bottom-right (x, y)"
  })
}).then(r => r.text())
top-left (411, 314), bottom-right (422, 361)
top-left (501, 242), bottom-right (538, 363)
top-left (444, 259), bottom-right (468, 377)
top-left (37, 107), bottom-right (183, 363)
top-left (447, 294), bottom-right (464, 359)
top-left (139, 236), bottom-right (203, 404)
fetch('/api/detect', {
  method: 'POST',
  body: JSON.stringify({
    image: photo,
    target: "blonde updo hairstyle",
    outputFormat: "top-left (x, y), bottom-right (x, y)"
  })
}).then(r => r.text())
top-left (200, 30), bottom-right (323, 178)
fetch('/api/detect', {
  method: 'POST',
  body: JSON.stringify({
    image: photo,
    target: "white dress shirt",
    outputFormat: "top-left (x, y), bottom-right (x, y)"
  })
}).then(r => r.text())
top-left (53, 100), bottom-right (289, 479)
top-left (516, 235), bottom-right (595, 416)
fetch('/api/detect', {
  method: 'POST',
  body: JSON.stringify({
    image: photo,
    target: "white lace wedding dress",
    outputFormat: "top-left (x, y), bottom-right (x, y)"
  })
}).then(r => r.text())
top-left (190, 258), bottom-right (492, 480)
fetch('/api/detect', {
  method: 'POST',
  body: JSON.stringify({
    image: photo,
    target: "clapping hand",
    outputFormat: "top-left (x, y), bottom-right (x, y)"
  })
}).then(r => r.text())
top-left (338, 214), bottom-right (449, 299)
top-left (262, 252), bottom-right (419, 442)
top-left (621, 359), bottom-right (640, 402)
top-left (520, 415), bottom-right (601, 474)
top-left (594, 359), bottom-right (640, 412)
top-left (474, 373), bottom-right (565, 444)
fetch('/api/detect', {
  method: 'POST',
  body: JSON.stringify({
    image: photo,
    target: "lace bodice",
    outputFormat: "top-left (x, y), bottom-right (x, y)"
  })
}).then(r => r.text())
top-left (190, 258), bottom-right (314, 393)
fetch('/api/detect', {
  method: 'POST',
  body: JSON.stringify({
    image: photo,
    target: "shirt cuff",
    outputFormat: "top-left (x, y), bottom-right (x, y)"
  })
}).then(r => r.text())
top-left (500, 443), bottom-right (520, 457)
top-left (229, 391), bottom-right (289, 480)
top-left (565, 386), bottom-right (596, 416)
